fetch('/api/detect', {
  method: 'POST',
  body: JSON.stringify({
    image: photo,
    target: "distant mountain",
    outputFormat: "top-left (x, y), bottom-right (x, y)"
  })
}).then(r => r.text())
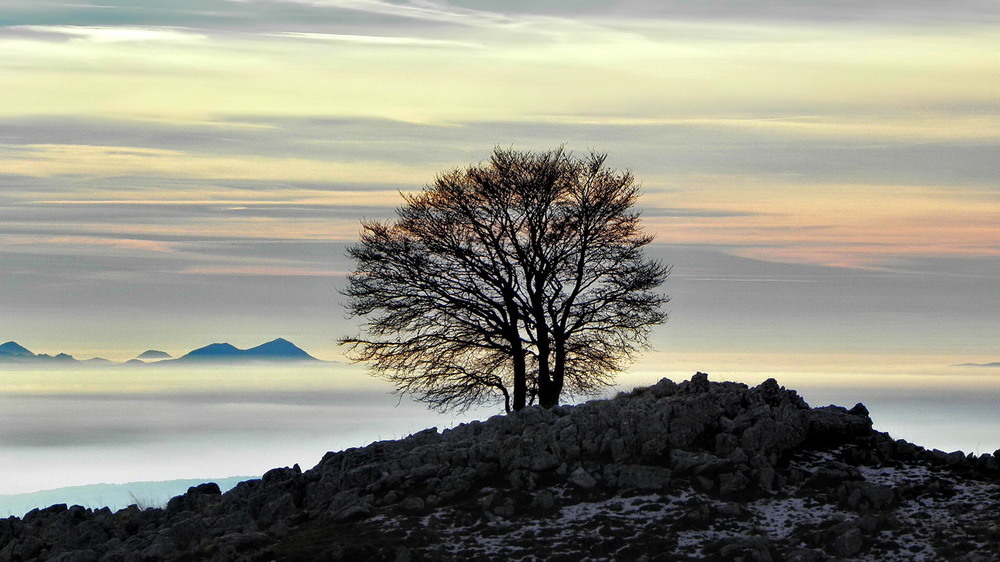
top-left (84, 357), bottom-right (113, 364)
top-left (36, 353), bottom-right (76, 362)
top-left (0, 342), bottom-right (76, 362)
top-left (135, 350), bottom-right (172, 361)
top-left (180, 342), bottom-right (242, 360)
top-left (0, 341), bottom-right (34, 359)
top-left (957, 361), bottom-right (1000, 368)
top-left (0, 339), bottom-right (321, 365)
top-left (245, 338), bottom-right (316, 360)
top-left (175, 338), bottom-right (317, 362)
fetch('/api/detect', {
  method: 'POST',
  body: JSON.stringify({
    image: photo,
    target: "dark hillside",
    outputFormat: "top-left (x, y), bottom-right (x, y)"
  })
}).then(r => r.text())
top-left (2, 374), bottom-right (998, 561)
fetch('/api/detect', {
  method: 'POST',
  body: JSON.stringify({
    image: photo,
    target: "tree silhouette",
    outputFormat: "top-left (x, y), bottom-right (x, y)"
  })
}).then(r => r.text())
top-left (341, 147), bottom-right (669, 412)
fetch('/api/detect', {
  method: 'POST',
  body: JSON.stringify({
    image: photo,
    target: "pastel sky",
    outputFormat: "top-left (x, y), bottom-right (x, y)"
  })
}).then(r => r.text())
top-left (1, 0), bottom-right (997, 366)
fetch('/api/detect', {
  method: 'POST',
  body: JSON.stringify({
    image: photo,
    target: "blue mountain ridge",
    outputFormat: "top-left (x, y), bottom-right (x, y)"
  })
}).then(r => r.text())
top-left (0, 341), bottom-right (34, 358)
top-left (0, 342), bottom-right (78, 361)
top-left (0, 339), bottom-right (319, 364)
top-left (135, 350), bottom-right (172, 361)
top-left (182, 342), bottom-right (242, 359)
top-left (174, 338), bottom-right (317, 362)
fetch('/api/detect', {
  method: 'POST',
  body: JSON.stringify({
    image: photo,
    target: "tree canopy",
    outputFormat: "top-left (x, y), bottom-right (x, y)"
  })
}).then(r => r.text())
top-left (341, 147), bottom-right (669, 412)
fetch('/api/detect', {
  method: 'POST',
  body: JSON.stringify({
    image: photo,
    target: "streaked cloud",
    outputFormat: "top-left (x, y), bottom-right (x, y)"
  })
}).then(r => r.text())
top-left (654, 179), bottom-right (1000, 267)
top-left (268, 30), bottom-right (480, 48)
top-left (243, 0), bottom-right (516, 27)
top-left (10, 24), bottom-right (208, 43)
top-left (179, 265), bottom-right (342, 276)
top-left (446, 0), bottom-right (1000, 24)
top-left (0, 144), bottom-right (438, 184)
top-left (1, 113), bottom-right (997, 270)
top-left (2, 8), bottom-right (996, 122)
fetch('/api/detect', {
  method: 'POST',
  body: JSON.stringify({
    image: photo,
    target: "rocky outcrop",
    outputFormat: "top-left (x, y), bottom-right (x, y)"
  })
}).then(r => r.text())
top-left (2, 373), bottom-right (998, 560)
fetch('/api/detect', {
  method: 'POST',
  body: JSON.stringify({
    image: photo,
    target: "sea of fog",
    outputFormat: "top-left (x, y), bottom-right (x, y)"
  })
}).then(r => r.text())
top-left (1, 360), bottom-right (998, 516)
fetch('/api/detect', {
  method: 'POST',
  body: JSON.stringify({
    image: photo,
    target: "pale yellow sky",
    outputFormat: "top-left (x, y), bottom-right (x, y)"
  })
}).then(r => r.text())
top-left (3, 21), bottom-right (996, 122)
top-left (3, 16), bottom-right (996, 256)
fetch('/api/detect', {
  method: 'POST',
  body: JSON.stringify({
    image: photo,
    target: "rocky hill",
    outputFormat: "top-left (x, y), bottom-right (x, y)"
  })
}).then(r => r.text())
top-left (2, 373), bottom-right (998, 561)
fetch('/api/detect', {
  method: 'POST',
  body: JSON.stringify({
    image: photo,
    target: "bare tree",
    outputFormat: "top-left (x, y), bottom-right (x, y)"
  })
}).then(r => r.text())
top-left (341, 147), bottom-right (669, 412)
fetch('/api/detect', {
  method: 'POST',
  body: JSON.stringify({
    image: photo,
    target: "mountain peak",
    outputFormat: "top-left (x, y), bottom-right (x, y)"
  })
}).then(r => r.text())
top-left (136, 350), bottom-right (172, 361)
top-left (245, 338), bottom-right (316, 360)
top-left (0, 341), bottom-right (34, 358)
top-left (177, 339), bottom-right (316, 362)
top-left (181, 343), bottom-right (241, 360)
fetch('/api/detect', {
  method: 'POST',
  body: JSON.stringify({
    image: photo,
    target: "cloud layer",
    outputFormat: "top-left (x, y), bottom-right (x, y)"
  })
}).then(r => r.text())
top-left (0, 1), bottom-right (997, 358)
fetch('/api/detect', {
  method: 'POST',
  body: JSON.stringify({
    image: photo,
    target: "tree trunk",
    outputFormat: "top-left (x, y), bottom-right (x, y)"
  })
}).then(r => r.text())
top-left (511, 337), bottom-right (528, 411)
top-left (536, 338), bottom-right (555, 408)
top-left (536, 333), bottom-right (558, 408)
top-left (504, 295), bottom-right (528, 412)
top-left (550, 335), bottom-right (566, 407)
top-left (532, 289), bottom-right (557, 408)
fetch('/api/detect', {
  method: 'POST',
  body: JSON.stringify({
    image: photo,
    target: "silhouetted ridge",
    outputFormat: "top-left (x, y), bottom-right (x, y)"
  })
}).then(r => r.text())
top-left (176, 339), bottom-right (316, 362)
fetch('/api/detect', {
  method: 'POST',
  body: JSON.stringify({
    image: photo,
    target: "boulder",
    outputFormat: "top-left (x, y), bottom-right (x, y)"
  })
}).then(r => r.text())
top-left (839, 481), bottom-right (897, 512)
top-left (830, 527), bottom-right (863, 557)
top-left (807, 405), bottom-right (873, 445)
top-left (568, 467), bottom-right (597, 489)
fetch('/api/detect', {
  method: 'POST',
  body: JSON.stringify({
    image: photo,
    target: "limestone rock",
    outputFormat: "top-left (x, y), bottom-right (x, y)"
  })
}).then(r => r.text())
top-left (568, 467), bottom-right (597, 489)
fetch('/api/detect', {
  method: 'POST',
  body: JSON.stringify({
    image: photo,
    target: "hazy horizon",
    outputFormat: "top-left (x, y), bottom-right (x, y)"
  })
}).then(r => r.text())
top-left (3, 242), bottom-right (997, 366)
top-left (1, 362), bottom-right (998, 500)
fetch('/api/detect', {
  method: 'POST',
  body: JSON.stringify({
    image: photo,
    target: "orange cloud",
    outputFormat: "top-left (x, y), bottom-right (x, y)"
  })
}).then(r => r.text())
top-left (0, 144), bottom-right (434, 184)
top-left (4, 235), bottom-right (175, 254)
top-left (645, 181), bottom-right (1000, 267)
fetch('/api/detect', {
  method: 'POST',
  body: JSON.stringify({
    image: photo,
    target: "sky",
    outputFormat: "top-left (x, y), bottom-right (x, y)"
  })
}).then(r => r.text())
top-left (1, 0), bottom-right (998, 369)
